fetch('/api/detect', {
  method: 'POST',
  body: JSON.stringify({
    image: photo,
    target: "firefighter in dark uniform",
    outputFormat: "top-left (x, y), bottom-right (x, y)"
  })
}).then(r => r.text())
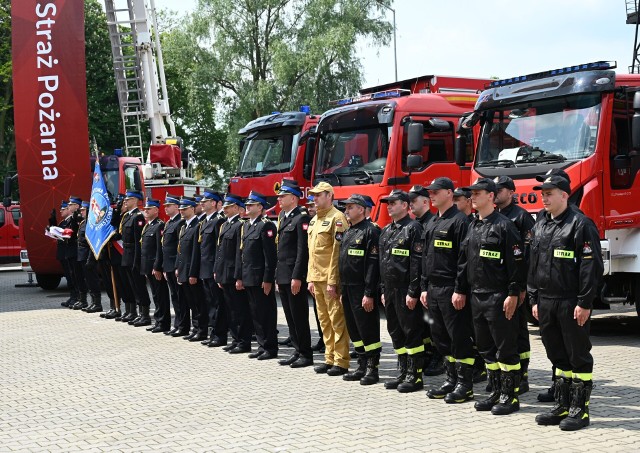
top-left (419, 177), bottom-right (475, 404)
top-left (197, 189), bottom-right (227, 347)
top-left (378, 189), bottom-right (425, 393)
top-left (494, 175), bottom-right (535, 394)
top-left (50, 201), bottom-right (75, 307)
top-left (457, 178), bottom-right (526, 415)
top-left (339, 194), bottom-right (381, 385)
top-left (75, 201), bottom-right (103, 312)
top-left (275, 180), bottom-right (313, 368)
top-left (453, 188), bottom-right (474, 220)
top-left (175, 197), bottom-right (207, 341)
top-left (530, 175), bottom-right (603, 431)
top-left (236, 192), bottom-right (278, 360)
top-left (215, 194), bottom-right (253, 354)
top-left (104, 194), bottom-right (129, 320)
top-left (139, 198), bottom-right (170, 332)
top-left (160, 194), bottom-right (188, 337)
top-left (120, 190), bottom-right (152, 326)
top-left (65, 197), bottom-right (84, 309)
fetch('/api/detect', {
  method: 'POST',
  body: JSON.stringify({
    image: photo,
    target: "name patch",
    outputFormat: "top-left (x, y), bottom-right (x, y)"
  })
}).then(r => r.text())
top-left (554, 249), bottom-right (574, 259)
top-left (479, 249), bottom-right (501, 259)
top-left (434, 240), bottom-right (452, 249)
top-left (392, 248), bottom-right (409, 257)
top-left (348, 249), bottom-right (364, 256)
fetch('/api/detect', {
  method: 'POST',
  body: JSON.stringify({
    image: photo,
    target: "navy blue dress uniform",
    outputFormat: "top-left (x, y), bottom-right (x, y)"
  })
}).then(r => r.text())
top-left (495, 175), bottom-right (535, 393)
top-left (158, 194), bottom-right (188, 336)
top-left (214, 194), bottom-right (253, 353)
top-left (52, 201), bottom-right (76, 307)
top-left (197, 190), bottom-right (228, 346)
top-left (274, 180), bottom-right (313, 367)
top-left (120, 190), bottom-right (152, 325)
top-left (175, 197), bottom-right (208, 341)
top-left (236, 192), bottom-right (279, 359)
top-left (75, 201), bottom-right (103, 312)
top-left (457, 178), bottom-right (526, 415)
top-left (419, 178), bottom-right (475, 403)
top-left (139, 198), bottom-right (171, 332)
top-left (378, 189), bottom-right (425, 393)
top-left (338, 194), bottom-right (382, 385)
top-left (105, 194), bottom-right (134, 320)
top-left (62, 197), bottom-right (87, 309)
top-left (529, 175), bottom-right (603, 431)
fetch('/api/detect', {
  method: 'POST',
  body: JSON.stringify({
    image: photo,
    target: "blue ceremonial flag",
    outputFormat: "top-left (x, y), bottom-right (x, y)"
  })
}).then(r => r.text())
top-left (86, 161), bottom-right (116, 258)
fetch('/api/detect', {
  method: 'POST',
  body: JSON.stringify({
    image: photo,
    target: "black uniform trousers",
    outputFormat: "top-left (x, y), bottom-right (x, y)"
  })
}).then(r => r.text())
top-left (83, 255), bottom-right (102, 295)
top-left (471, 291), bottom-right (519, 367)
top-left (60, 258), bottom-right (77, 297)
top-left (279, 284), bottom-right (312, 359)
top-left (179, 280), bottom-right (207, 334)
top-left (98, 259), bottom-right (115, 303)
top-left (246, 286), bottom-right (278, 355)
top-left (71, 260), bottom-right (88, 294)
top-left (221, 283), bottom-right (252, 349)
top-left (517, 298), bottom-right (531, 358)
top-left (427, 284), bottom-right (475, 361)
top-left (117, 265), bottom-right (135, 305)
top-left (166, 271), bottom-right (187, 330)
top-left (203, 277), bottom-right (227, 340)
top-left (342, 284), bottom-right (381, 356)
top-left (125, 267), bottom-right (151, 307)
top-left (538, 296), bottom-right (593, 375)
top-left (146, 273), bottom-right (171, 328)
top-left (383, 286), bottom-right (424, 355)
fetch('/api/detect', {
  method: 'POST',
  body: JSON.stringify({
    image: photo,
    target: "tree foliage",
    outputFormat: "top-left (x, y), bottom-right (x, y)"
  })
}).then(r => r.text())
top-left (0, 2), bottom-right (14, 182)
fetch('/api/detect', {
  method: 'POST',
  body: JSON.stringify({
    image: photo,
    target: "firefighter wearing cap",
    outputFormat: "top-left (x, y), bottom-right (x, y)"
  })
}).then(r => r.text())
top-left (307, 181), bottom-right (350, 376)
top-left (408, 184), bottom-right (443, 377)
top-left (108, 194), bottom-right (134, 321)
top-left (51, 201), bottom-right (76, 307)
top-left (494, 175), bottom-right (535, 394)
top-left (215, 194), bottom-right (253, 353)
top-left (419, 177), bottom-right (475, 403)
top-left (176, 197), bottom-right (207, 342)
top-left (70, 200), bottom-right (90, 310)
top-left (236, 192), bottom-right (278, 360)
top-left (306, 195), bottom-right (325, 353)
top-left (159, 194), bottom-right (188, 336)
top-left (378, 189), bottom-right (425, 393)
top-left (64, 197), bottom-right (85, 308)
top-left (530, 175), bottom-right (602, 431)
top-left (198, 189), bottom-right (228, 347)
top-left (76, 201), bottom-right (103, 312)
top-left (453, 188), bottom-right (474, 220)
top-left (139, 198), bottom-right (169, 331)
top-left (339, 194), bottom-right (381, 385)
top-left (275, 180), bottom-right (314, 368)
top-left (457, 177), bottom-right (526, 415)
top-left (119, 190), bottom-right (151, 325)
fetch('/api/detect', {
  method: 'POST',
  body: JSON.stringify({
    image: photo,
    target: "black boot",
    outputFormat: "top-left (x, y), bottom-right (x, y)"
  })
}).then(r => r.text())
top-left (134, 305), bottom-right (152, 327)
top-left (475, 369), bottom-right (501, 411)
top-left (101, 298), bottom-right (116, 318)
top-left (444, 362), bottom-right (474, 403)
top-left (559, 378), bottom-right (592, 431)
top-left (538, 366), bottom-right (557, 402)
top-left (384, 354), bottom-right (408, 390)
top-left (397, 355), bottom-right (424, 393)
top-left (85, 293), bottom-right (103, 313)
top-left (423, 349), bottom-right (445, 376)
top-left (127, 305), bottom-right (140, 325)
top-left (117, 303), bottom-right (132, 322)
top-left (519, 358), bottom-right (530, 394)
top-left (427, 360), bottom-right (457, 399)
top-left (536, 377), bottom-right (570, 425)
top-left (360, 354), bottom-right (380, 386)
top-left (491, 370), bottom-right (520, 415)
top-left (473, 350), bottom-right (487, 383)
top-left (343, 355), bottom-right (366, 382)
top-left (73, 292), bottom-right (88, 310)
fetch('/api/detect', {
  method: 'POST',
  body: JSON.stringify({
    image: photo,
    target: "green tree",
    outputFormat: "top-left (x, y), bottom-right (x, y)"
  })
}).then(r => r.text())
top-left (176, 0), bottom-right (392, 175)
top-left (0, 2), bottom-right (14, 182)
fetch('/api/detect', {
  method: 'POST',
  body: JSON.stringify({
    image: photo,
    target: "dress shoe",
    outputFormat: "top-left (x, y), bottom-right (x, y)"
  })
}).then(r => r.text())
top-left (146, 324), bottom-right (158, 331)
top-left (151, 325), bottom-right (169, 333)
top-left (314, 363), bottom-right (331, 374)
top-left (170, 329), bottom-right (189, 337)
top-left (209, 338), bottom-right (228, 347)
top-left (164, 328), bottom-right (178, 336)
top-left (105, 310), bottom-right (121, 320)
top-left (183, 331), bottom-right (197, 341)
top-left (128, 316), bottom-right (142, 325)
top-left (327, 366), bottom-right (348, 376)
top-left (201, 338), bottom-right (212, 345)
top-left (133, 317), bottom-right (152, 327)
top-left (222, 343), bottom-right (238, 352)
top-left (101, 309), bottom-right (115, 319)
top-left (248, 351), bottom-right (263, 359)
top-left (290, 357), bottom-right (313, 368)
top-left (278, 354), bottom-right (300, 366)
top-left (61, 298), bottom-right (74, 308)
top-left (258, 352), bottom-right (277, 361)
top-left (228, 346), bottom-right (251, 354)
top-left (311, 340), bottom-right (325, 352)
top-left (188, 333), bottom-right (207, 342)
top-left (85, 304), bottom-right (103, 314)
top-left (278, 337), bottom-right (293, 346)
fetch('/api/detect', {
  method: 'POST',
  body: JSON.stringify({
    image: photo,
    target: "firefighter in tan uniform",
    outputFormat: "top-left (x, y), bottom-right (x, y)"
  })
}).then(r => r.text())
top-left (307, 182), bottom-right (350, 376)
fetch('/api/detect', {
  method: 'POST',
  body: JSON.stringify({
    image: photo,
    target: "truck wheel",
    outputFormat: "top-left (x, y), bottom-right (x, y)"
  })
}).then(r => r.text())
top-left (36, 274), bottom-right (61, 290)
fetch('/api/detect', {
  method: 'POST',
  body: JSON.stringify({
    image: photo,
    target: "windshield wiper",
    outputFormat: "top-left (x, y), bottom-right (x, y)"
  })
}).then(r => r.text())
top-left (314, 172), bottom-right (342, 186)
top-left (477, 159), bottom-right (516, 168)
top-left (525, 153), bottom-right (567, 163)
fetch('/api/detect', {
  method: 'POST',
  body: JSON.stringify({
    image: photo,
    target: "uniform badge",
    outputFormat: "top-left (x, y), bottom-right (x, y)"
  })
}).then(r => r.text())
top-left (398, 238), bottom-right (404, 245)
top-left (370, 245), bottom-right (378, 255)
top-left (355, 238), bottom-right (362, 244)
top-left (335, 232), bottom-right (343, 241)
top-left (267, 230), bottom-right (274, 238)
top-left (138, 221), bottom-right (144, 226)
top-left (309, 220), bottom-right (315, 226)
top-left (513, 245), bottom-right (522, 256)
top-left (583, 242), bottom-right (592, 254)
top-left (336, 221), bottom-right (343, 228)
top-left (322, 220), bottom-right (330, 226)
top-left (302, 223), bottom-right (309, 231)
top-left (414, 241), bottom-right (424, 253)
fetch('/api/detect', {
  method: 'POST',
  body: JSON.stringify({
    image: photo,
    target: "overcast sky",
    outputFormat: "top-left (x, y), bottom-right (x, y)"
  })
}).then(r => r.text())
top-left (151, 0), bottom-right (636, 89)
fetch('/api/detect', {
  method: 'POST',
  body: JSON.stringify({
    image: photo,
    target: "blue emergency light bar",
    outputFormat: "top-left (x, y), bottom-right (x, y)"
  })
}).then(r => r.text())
top-left (329, 89), bottom-right (411, 106)
top-left (299, 105), bottom-right (311, 114)
top-left (488, 61), bottom-right (616, 88)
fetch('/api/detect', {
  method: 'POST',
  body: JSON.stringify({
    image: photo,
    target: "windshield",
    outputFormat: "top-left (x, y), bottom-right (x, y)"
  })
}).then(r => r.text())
top-left (315, 126), bottom-right (390, 179)
top-left (476, 94), bottom-right (601, 167)
top-left (238, 129), bottom-right (299, 175)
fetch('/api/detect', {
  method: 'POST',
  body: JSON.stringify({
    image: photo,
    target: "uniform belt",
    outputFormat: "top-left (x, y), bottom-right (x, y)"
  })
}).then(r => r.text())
top-left (427, 277), bottom-right (456, 287)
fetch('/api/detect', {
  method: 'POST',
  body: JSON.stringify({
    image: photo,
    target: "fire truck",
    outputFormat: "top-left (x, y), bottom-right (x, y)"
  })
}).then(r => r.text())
top-left (229, 107), bottom-right (319, 216)
top-left (312, 75), bottom-right (489, 225)
top-left (466, 61), bottom-right (640, 315)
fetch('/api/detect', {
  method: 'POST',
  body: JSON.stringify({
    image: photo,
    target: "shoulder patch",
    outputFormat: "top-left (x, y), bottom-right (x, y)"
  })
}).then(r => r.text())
top-left (302, 223), bottom-right (309, 231)
top-left (414, 241), bottom-right (424, 253)
top-left (513, 244), bottom-right (522, 256)
top-left (582, 242), bottom-right (592, 254)
top-left (336, 220), bottom-right (343, 228)
top-left (335, 232), bottom-right (343, 241)
top-left (267, 230), bottom-right (274, 238)
top-left (138, 221), bottom-right (144, 226)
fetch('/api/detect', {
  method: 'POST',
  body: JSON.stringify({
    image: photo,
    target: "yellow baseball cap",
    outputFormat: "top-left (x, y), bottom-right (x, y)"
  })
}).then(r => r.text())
top-left (308, 181), bottom-right (334, 195)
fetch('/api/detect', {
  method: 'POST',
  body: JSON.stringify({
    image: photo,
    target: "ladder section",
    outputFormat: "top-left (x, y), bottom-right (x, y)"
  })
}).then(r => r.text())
top-left (627, 0), bottom-right (640, 73)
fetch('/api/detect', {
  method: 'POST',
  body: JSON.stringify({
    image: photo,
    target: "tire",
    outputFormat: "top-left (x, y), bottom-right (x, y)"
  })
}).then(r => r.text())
top-left (36, 273), bottom-right (61, 290)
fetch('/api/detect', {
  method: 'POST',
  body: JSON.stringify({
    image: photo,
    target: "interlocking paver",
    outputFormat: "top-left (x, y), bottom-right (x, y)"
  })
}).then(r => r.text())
top-left (2, 269), bottom-right (640, 451)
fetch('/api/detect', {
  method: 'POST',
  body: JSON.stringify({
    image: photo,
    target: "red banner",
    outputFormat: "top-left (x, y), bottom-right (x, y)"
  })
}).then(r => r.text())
top-left (12, 0), bottom-right (90, 275)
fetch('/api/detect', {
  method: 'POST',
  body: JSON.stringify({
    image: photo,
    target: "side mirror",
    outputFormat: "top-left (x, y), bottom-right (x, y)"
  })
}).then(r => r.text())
top-left (454, 135), bottom-right (467, 167)
top-left (632, 92), bottom-right (640, 150)
top-left (407, 123), bottom-right (424, 153)
top-left (303, 137), bottom-right (316, 181)
top-left (238, 138), bottom-right (246, 155)
top-left (407, 154), bottom-right (423, 169)
top-left (2, 197), bottom-right (10, 208)
top-left (427, 118), bottom-right (451, 132)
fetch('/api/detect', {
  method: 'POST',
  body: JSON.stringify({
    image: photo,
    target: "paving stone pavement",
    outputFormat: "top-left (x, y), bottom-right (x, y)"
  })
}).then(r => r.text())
top-left (2, 270), bottom-right (640, 452)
